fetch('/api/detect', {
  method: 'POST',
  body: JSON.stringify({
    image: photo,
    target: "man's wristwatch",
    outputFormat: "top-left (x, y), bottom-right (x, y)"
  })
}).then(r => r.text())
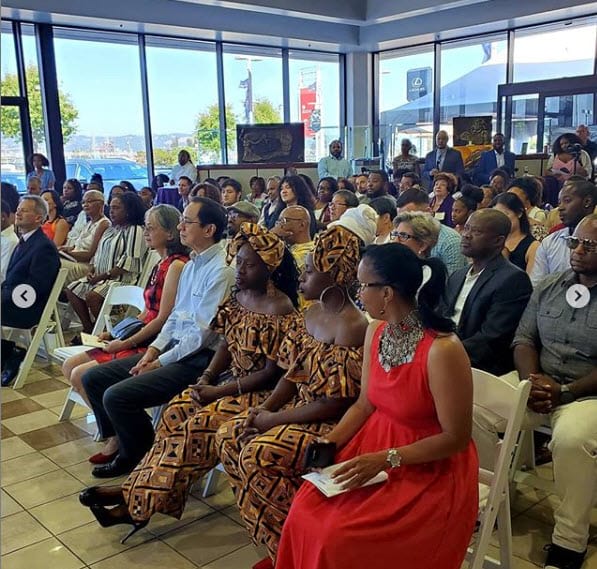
top-left (386, 448), bottom-right (402, 469)
top-left (559, 384), bottom-right (577, 405)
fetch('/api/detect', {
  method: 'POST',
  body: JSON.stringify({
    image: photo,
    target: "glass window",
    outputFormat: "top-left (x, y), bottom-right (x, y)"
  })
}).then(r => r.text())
top-left (54, 28), bottom-right (148, 190)
top-left (439, 35), bottom-right (507, 154)
top-left (288, 51), bottom-right (340, 162)
top-left (1, 21), bottom-right (18, 97)
top-left (223, 45), bottom-right (283, 163)
top-left (145, 37), bottom-right (219, 170)
top-left (379, 47), bottom-right (434, 168)
top-left (513, 19), bottom-right (597, 82)
top-left (1, 106), bottom-right (27, 193)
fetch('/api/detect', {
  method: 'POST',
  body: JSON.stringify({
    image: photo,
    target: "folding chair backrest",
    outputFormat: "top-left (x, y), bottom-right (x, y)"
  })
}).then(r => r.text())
top-left (40, 267), bottom-right (69, 327)
top-left (91, 283), bottom-right (146, 335)
top-left (137, 250), bottom-right (160, 289)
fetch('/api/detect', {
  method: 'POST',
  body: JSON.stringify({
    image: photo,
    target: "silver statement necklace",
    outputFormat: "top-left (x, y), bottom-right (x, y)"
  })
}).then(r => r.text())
top-left (378, 310), bottom-right (424, 372)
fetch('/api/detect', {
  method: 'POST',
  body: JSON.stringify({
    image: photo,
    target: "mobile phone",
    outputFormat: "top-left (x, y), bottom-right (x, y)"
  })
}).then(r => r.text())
top-left (304, 441), bottom-right (336, 469)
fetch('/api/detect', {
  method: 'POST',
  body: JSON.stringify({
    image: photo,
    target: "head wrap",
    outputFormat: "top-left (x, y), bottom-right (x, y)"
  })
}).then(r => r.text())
top-left (328, 204), bottom-right (378, 246)
top-left (313, 225), bottom-right (361, 287)
top-left (227, 222), bottom-right (285, 271)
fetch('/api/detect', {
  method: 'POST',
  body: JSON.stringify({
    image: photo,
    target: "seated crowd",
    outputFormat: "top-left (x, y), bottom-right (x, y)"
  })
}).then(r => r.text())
top-left (1, 139), bottom-right (596, 569)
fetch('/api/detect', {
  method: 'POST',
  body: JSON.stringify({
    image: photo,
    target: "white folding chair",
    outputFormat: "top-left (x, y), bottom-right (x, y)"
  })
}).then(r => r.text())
top-left (467, 369), bottom-right (531, 569)
top-left (137, 250), bottom-right (160, 289)
top-left (56, 283), bottom-right (145, 422)
top-left (2, 268), bottom-right (68, 389)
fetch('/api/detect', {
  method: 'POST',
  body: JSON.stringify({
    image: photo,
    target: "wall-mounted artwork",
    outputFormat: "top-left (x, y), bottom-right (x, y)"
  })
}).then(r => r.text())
top-left (236, 123), bottom-right (305, 164)
top-left (452, 116), bottom-right (492, 147)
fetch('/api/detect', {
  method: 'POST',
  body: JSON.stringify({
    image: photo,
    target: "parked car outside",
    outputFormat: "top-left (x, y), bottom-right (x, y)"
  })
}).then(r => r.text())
top-left (66, 158), bottom-right (149, 197)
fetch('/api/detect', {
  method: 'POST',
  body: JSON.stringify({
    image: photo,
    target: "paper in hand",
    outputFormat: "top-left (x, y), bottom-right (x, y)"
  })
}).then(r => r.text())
top-left (302, 460), bottom-right (388, 498)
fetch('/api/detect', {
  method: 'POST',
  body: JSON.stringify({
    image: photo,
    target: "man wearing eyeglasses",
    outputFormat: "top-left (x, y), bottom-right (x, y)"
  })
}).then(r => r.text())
top-left (82, 197), bottom-right (235, 478)
top-left (272, 205), bottom-right (314, 272)
top-left (530, 178), bottom-right (597, 287)
top-left (513, 213), bottom-right (597, 569)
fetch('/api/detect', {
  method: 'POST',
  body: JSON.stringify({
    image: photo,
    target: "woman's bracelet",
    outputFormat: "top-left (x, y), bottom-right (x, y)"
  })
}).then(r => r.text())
top-left (202, 369), bottom-right (216, 383)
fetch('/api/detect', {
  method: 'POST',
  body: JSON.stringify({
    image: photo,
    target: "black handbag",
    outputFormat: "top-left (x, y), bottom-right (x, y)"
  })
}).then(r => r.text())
top-left (111, 317), bottom-right (144, 340)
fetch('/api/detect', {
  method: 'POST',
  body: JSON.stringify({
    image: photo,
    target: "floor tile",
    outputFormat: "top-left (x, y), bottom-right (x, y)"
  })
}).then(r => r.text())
top-left (65, 460), bottom-right (125, 486)
top-left (1, 452), bottom-right (60, 486)
top-left (19, 422), bottom-right (89, 450)
top-left (2, 409), bottom-right (59, 435)
top-left (17, 378), bottom-right (68, 397)
top-left (1, 424), bottom-right (16, 438)
top-left (1, 489), bottom-right (23, 518)
top-left (507, 514), bottom-right (554, 566)
top-left (29, 492), bottom-right (96, 534)
top-left (202, 543), bottom-right (262, 569)
top-left (0, 389), bottom-right (25, 403)
top-left (89, 540), bottom-right (197, 569)
top-left (30, 388), bottom-right (70, 409)
top-left (1, 437), bottom-right (36, 461)
top-left (511, 483), bottom-right (550, 516)
top-left (41, 437), bottom-right (101, 467)
top-left (71, 415), bottom-right (98, 436)
top-left (57, 520), bottom-right (155, 565)
top-left (162, 512), bottom-right (250, 566)
top-left (1, 398), bottom-right (45, 419)
top-left (195, 476), bottom-right (236, 510)
top-left (1, 537), bottom-right (85, 569)
top-left (0, 511), bottom-right (52, 554)
top-left (221, 505), bottom-right (243, 527)
top-left (4, 469), bottom-right (83, 509)
top-left (49, 404), bottom-right (91, 419)
top-left (146, 495), bottom-right (215, 537)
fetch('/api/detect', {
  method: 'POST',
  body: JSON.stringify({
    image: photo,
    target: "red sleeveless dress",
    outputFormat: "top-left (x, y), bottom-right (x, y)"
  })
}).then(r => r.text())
top-left (276, 325), bottom-right (479, 569)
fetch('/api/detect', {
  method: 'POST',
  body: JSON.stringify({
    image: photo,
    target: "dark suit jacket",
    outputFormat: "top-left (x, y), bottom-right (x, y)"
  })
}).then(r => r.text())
top-left (422, 147), bottom-right (465, 189)
top-left (440, 255), bottom-right (532, 375)
top-left (473, 149), bottom-right (516, 185)
top-left (1, 227), bottom-right (60, 328)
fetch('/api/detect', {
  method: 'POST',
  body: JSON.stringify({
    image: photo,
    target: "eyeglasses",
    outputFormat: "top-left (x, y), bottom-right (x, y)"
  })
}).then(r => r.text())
top-left (565, 236), bottom-right (597, 253)
top-left (276, 217), bottom-right (303, 225)
top-left (357, 282), bottom-right (389, 293)
top-left (390, 230), bottom-right (418, 242)
top-left (179, 217), bottom-right (202, 226)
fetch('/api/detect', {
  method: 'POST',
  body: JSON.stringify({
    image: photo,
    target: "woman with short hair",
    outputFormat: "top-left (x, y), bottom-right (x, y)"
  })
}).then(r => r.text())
top-left (429, 172), bottom-right (457, 227)
top-left (391, 211), bottom-right (441, 258)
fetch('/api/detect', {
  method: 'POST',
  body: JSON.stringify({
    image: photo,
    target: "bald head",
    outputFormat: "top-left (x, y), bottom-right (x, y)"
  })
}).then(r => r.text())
top-left (571, 213), bottom-right (597, 278)
top-left (461, 209), bottom-right (511, 260)
top-left (278, 205), bottom-right (311, 245)
top-left (436, 130), bottom-right (449, 149)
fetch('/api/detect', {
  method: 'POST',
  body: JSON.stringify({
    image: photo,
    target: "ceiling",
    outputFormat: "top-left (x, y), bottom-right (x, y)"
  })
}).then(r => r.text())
top-left (1, 0), bottom-right (596, 51)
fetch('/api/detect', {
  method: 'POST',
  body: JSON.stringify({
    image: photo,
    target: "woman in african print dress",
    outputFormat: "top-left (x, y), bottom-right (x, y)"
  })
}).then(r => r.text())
top-left (215, 225), bottom-right (369, 568)
top-left (78, 223), bottom-right (299, 540)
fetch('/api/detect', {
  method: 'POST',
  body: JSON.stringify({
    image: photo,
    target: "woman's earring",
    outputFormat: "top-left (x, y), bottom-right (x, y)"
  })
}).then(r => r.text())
top-left (320, 285), bottom-right (346, 313)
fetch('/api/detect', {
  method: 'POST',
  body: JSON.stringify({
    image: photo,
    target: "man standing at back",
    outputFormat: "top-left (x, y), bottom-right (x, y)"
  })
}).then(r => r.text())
top-left (318, 140), bottom-right (352, 180)
top-left (1, 195), bottom-right (60, 385)
top-left (441, 209), bottom-right (532, 375)
top-left (473, 133), bottom-right (516, 185)
top-left (82, 197), bottom-right (235, 477)
top-left (422, 130), bottom-right (465, 190)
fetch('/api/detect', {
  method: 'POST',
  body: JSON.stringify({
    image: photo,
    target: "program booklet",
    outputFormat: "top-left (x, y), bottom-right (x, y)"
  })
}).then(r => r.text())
top-left (80, 332), bottom-right (107, 349)
top-left (302, 460), bottom-right (388, 498)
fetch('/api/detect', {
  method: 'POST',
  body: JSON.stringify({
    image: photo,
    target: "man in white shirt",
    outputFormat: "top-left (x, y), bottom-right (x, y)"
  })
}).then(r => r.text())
top-left (169, 150), bottom-right (197, 184)
top-left (82, 197), bottom-right (235, 477)
top-left (0, 199), bottom-right (19, 283)
top-left (317, 140), bottom-right (352, 180)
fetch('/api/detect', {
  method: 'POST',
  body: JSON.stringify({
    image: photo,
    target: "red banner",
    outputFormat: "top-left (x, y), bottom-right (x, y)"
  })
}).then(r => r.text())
top-left (300, 85), bottom-right (317, 137)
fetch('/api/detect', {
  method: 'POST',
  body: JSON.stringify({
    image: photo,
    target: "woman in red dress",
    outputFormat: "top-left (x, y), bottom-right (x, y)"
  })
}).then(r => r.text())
top-left (276, 244), bottom-right (479, 569)
top-left (62, 204), bottom-right (188, 463)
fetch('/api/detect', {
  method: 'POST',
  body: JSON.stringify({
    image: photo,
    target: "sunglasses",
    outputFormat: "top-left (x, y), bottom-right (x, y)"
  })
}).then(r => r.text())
top-left (565, 236), bottom-right (597, 253)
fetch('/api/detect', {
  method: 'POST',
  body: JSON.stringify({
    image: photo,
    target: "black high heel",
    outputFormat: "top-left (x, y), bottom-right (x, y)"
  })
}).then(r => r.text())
top-left (90, 504), bottom-right (149, 544)
top-left (79, 486), bottom-right (124, 507)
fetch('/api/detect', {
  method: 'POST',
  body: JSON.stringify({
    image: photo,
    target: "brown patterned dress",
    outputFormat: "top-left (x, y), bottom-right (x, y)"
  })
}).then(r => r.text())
top-left (121, 296), bottom-right (297, 522)
top-left (215, 316), bottom-right (363, 559)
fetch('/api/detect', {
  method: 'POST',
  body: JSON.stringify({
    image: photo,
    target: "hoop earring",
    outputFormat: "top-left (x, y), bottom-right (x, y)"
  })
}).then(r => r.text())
top-left (319, 285), bottom-right (346, 313)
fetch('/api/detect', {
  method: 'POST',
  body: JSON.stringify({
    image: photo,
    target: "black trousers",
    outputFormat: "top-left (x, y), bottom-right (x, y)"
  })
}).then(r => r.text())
top-left (81, 349), bottom-right (214, 464)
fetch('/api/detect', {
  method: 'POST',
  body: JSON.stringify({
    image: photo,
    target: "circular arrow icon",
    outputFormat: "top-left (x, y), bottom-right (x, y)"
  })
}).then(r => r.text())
top-left (565, 283), bottom-right (590, 309)
top-left (12, 284), bottom-right (36, 309)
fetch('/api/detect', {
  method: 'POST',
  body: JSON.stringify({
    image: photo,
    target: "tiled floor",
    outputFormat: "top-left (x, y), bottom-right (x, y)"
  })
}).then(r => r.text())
top-left (1, 359), bottom-right (596, 568)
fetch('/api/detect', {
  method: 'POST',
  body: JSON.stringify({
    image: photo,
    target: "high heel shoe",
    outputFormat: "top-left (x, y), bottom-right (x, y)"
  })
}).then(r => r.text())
top-left (79, 486), bottom-right (124, 507)
top-left (90, 504), bottom-right (149, 544)
top-left (89, 450), bottom-right (119, 465)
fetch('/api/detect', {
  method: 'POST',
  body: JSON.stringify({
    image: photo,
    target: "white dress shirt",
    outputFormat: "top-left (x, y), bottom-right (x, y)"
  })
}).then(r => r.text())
top-left (150, 241), bottom-right (235, 366)
top-left (170, 161), bottom-right (197, 183)
top-left (494, 150), bottom-right (505, 168)
top-left (0, 225), bottom-right (19, 283)
top-left (451, 267), bottom-right (484, 326)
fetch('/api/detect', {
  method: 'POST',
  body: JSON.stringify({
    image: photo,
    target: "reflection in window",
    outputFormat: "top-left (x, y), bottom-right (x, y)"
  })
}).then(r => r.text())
top-left (439, 36), bottom-right (507, 154)
top-left (513, 20), bottom-right (597, 83)
top-left (145, 37), bottom-right (218, 169)
top-left (288, 51), bottom-right (340, 162)
top-left (54, 28), bottom-right (147, 189)
top-left (379, 47), bottom-right (434, 168)
top-left (223, 45), bottom-right (283, 163)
